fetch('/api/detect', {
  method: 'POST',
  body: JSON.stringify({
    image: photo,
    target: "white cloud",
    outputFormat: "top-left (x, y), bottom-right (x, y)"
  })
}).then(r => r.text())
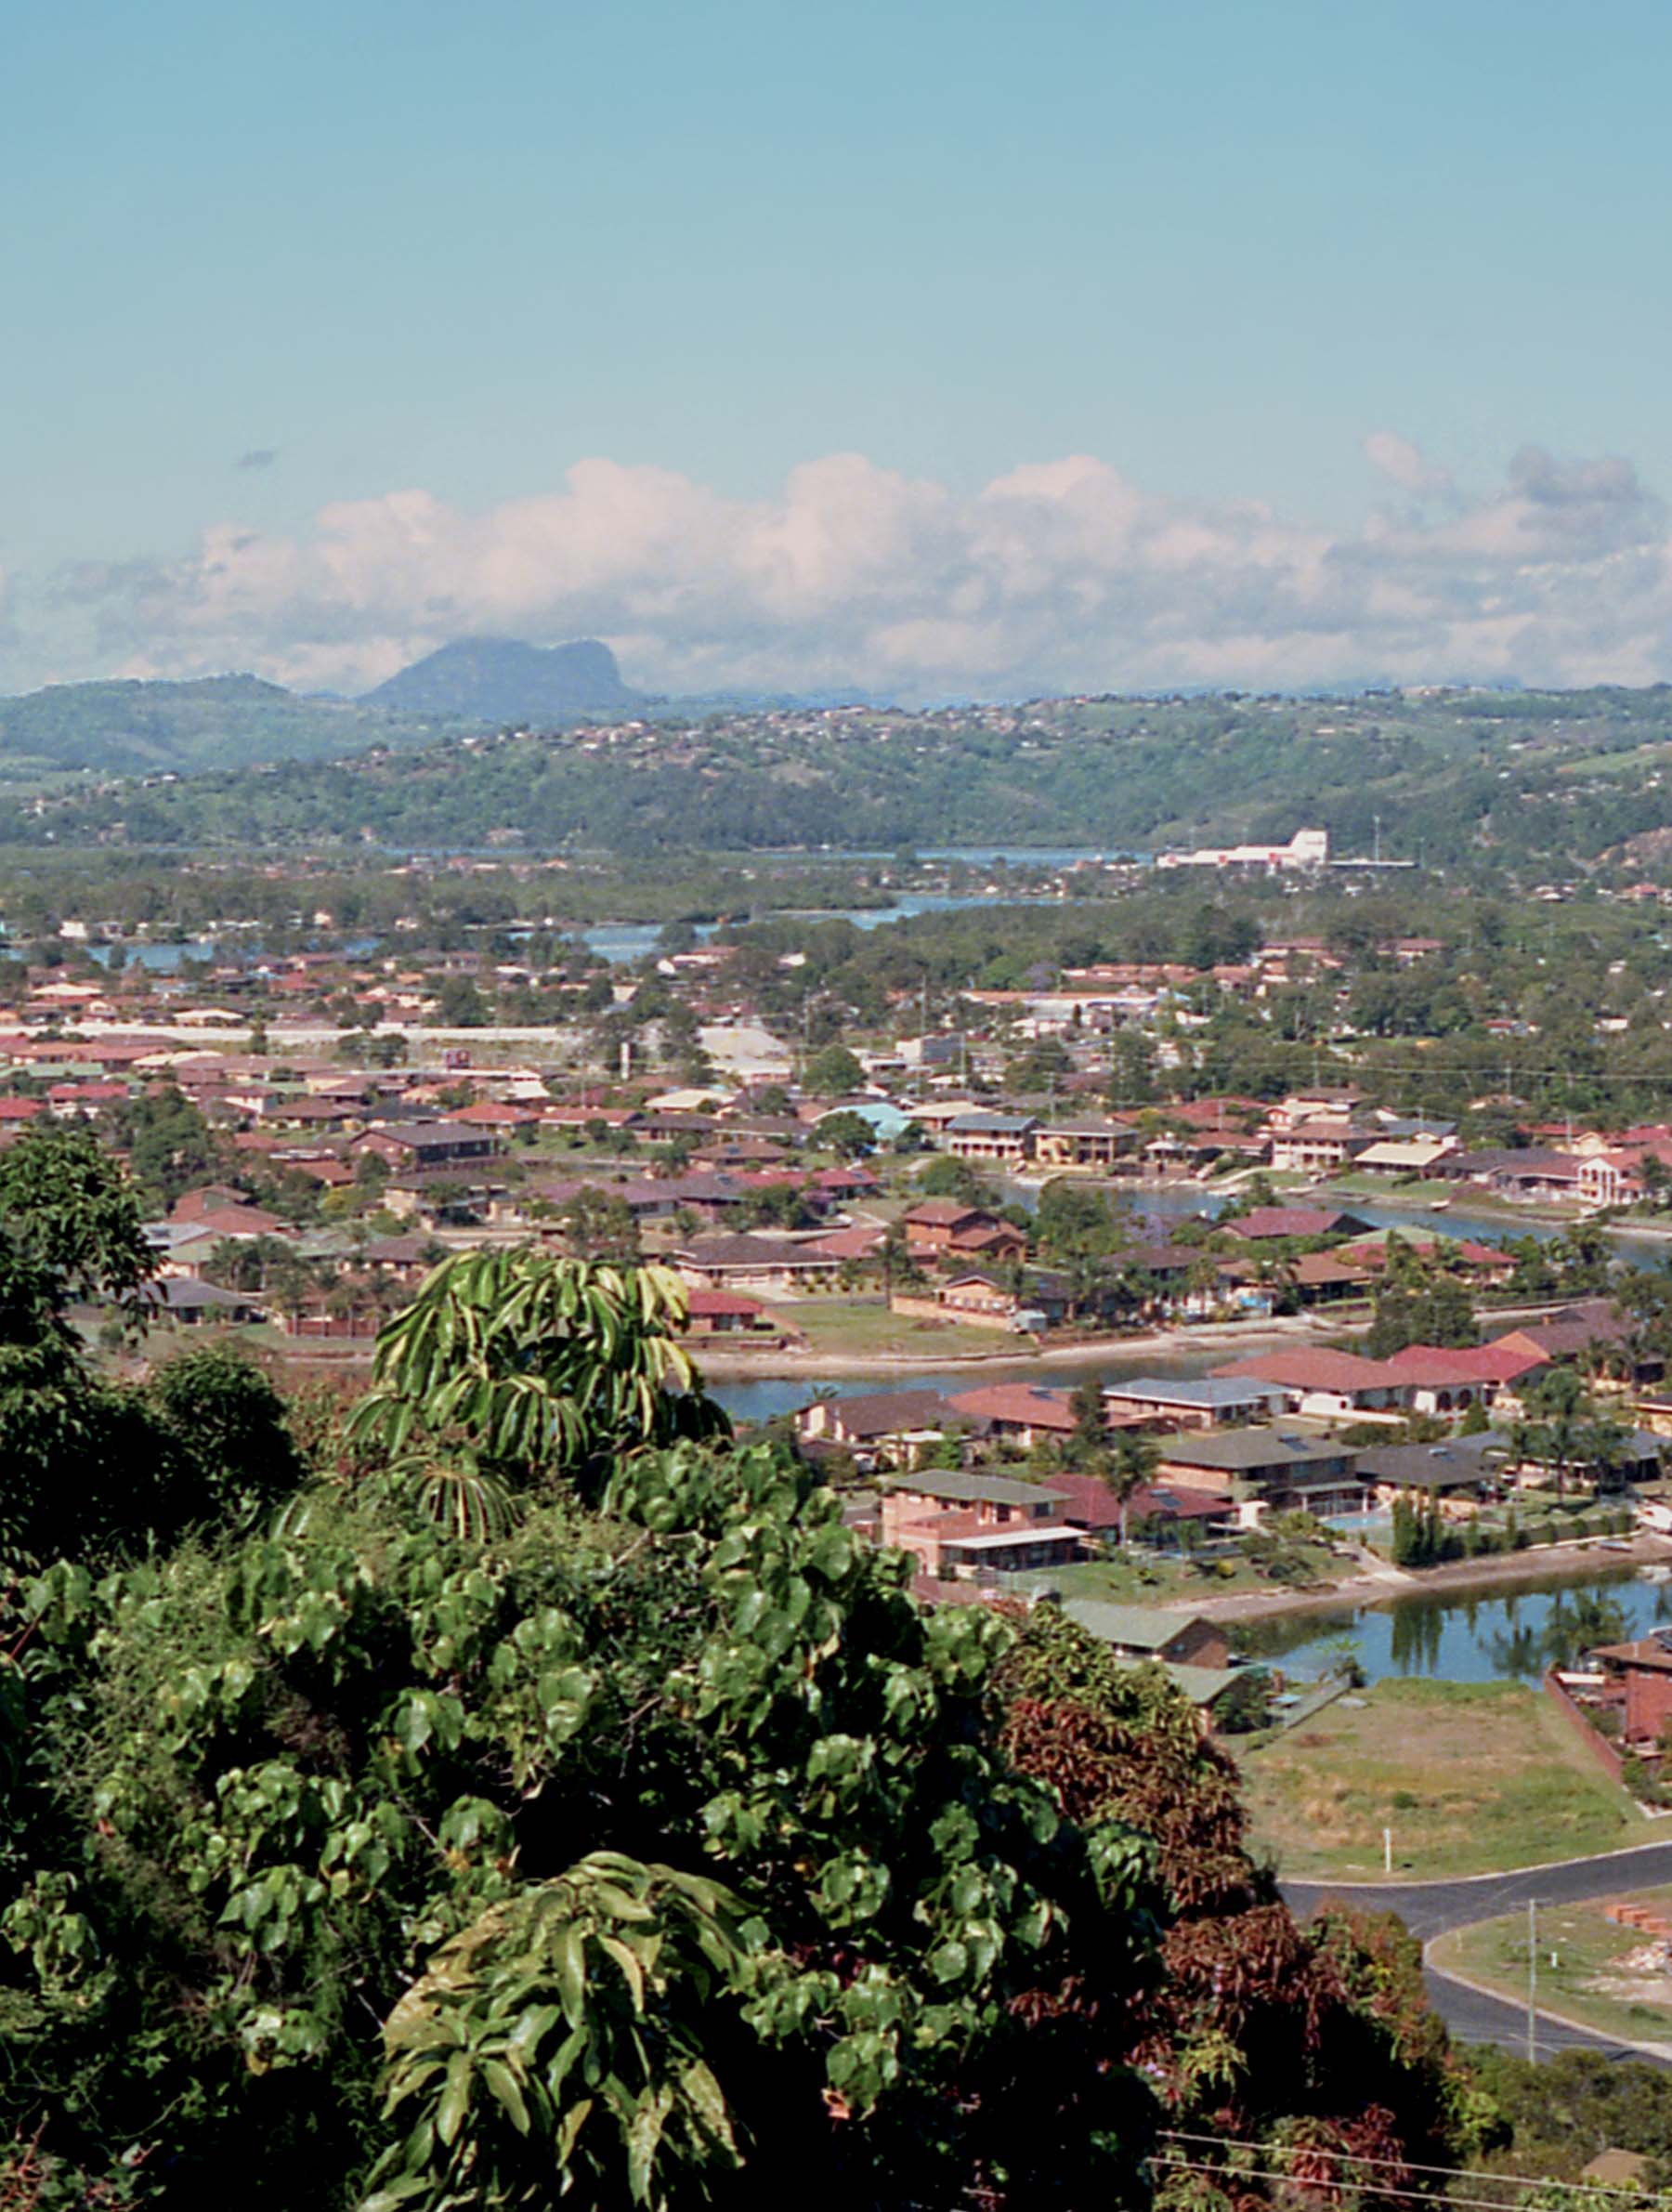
top-left (37, 439), bottom-right (1672, 701)
top-left (1364, 430), bottom-right (1454, 499)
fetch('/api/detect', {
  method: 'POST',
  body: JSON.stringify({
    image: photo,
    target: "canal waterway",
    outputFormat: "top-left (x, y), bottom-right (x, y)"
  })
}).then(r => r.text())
top-left (709, 1335), bottom-right (1233, 1426)
top-left (1005, 1178), bottom-right (1572, 1250)
top-left (1235, 1567), bottom-right (1672, 1685)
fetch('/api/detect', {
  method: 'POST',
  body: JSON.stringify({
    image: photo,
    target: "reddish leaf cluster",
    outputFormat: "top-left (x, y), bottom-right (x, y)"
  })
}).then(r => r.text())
top-left (991, 1616), bottom-right (1470, 2205)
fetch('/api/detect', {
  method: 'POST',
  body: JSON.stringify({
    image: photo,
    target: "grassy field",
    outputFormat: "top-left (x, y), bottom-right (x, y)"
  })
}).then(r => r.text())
top-left (1038, 1546), bottom-right (1345, 1608)
top-left (1431, 1887), bottom-right (1672, 2052)
top-left (780, 1295), bottom-right (1004, 1360)
top-left (1236, 1679), bottom-right (1640, 1879)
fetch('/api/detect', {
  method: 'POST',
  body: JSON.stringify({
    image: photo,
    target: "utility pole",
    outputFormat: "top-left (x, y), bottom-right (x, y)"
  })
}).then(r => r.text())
top-left (1527, 1897), bottom-right (1537, 2063)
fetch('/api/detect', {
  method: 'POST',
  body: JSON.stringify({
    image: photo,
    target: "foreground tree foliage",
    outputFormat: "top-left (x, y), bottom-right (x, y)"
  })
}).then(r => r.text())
top-left (0, 1125), bottom-right (299, 1567)
top-left (0, 1218), bottom-right (1493, 2205)
top-left (994, 1609), bottom-right (1484, 2208)
top-left (4, 1447), bottom-right (1159, 2207)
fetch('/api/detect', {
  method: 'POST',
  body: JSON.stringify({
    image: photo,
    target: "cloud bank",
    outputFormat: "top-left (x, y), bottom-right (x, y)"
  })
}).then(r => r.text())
top-left (43, 435), bottom-right (1672, 700)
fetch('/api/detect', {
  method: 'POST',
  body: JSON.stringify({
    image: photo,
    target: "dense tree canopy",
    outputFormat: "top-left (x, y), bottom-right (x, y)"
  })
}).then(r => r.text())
top-left (0, 1201), bottom-right (1506, 2207)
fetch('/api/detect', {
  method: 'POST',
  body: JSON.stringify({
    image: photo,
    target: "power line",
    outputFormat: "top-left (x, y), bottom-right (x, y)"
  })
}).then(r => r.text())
top-left (1151, 2149), bottom-right (1652, 2208)
top-left (1156, 2130), bottom-right (1653, 2197)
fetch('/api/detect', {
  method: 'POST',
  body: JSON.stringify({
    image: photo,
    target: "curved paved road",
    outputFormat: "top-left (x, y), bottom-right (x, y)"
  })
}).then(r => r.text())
top-left (1283, 1839), bottom-right (1672, 2065)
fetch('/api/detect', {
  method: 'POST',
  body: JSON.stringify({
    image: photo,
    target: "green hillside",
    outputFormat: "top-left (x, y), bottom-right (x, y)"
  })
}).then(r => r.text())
top-left (4, 682), bottom-right (1672, 870)
top-left (0, 674), bottom-right (453, 775)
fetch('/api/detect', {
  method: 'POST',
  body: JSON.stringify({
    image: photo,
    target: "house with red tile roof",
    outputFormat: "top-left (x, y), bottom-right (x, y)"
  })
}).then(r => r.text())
top-left (682, 1289), bottom-right (782, 1337)
top-left (452, 1100), bottom-right (541, 1130)
top-left (944, 1383), bottom-right (1078, 1448)
top-left (1216, 1338), bottom-right (1548, 1419)
top-left (1212, 1347), bottom-right (1401, 1414)
top-left (878, 1471), bottom-right (1084, 1579)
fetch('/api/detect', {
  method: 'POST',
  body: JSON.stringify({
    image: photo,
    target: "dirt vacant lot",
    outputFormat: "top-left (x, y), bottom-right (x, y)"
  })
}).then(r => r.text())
top-left (1237, 1679), bottom-right (1640, 1880)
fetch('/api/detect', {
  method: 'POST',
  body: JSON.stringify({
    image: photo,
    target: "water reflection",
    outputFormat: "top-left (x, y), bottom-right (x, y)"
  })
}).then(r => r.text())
top-left (1389, 1599), bottom-right (1446, 1677)
top-left (1241, 1565), bottom-right (1670, 1684)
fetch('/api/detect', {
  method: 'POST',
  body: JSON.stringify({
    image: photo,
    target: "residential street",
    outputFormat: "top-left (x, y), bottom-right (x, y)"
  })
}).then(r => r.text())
top-left (1284, 1839), bottom-right (1672, 2063)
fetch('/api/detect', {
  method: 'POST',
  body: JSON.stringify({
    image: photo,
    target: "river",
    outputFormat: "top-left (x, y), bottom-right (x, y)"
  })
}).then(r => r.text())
top-left (582, 889), bottom-right (1057, 965)
top-left (581, 844), bottom-right (1136, 962)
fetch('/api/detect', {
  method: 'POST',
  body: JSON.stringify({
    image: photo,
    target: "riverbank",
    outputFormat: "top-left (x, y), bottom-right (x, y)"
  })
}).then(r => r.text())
top-left (696, 1308), bottom-right (1354, 1381)
top-left (1188, 1529), bottom-right (1672, 1627)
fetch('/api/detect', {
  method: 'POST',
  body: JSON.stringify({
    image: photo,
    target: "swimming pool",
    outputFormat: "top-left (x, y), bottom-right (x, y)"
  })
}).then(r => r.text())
top-left (1323, 1510), bottom-right (1393, 1539)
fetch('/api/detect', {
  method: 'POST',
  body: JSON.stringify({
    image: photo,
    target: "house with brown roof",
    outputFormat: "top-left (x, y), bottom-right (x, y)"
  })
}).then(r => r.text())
top-left (1287, 1251), bottom-right (1373, 1304)
top-left (944, 1217), bottom-right (1028, 1265)
top-left (901, 1199), bottom-right (997, 1258)
top-left (1489, 1300), bottom-right (1646, 1376)
top-left (1212, 1348), bottom-right (1404, 1416)
top-left (1154, 1429), bottom-right (1366, 1516)
top-left (797, 1223), bottom-right (885, 1266)
top-left (796, 1390), bottom-right (954, 1470)
top-left (1041, 1472), bottom-right (1237, 1545)
top-left (1436, 1148), bottom-right (1587, 1201)
top-left (354, 1119), bottom-right (500, 1171)
top-left (170, 1188), bottom-right (287, 1241)
top-left (675, 1236), bottom-right (844, 1293)
top-left (1221, 1206), bottom-right (1366, 1243)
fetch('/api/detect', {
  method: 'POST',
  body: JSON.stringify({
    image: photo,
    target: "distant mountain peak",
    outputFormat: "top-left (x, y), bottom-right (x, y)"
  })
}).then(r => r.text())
top-left (359, 637), bottom-right (641, 724)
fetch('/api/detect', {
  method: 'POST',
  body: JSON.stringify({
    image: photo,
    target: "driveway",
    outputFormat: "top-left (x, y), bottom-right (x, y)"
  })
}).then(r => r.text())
top-left (1284, 1839), bottom-right (1672, 2064)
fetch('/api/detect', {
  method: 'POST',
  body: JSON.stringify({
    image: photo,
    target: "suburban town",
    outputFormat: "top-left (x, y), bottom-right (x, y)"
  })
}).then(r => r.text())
top-left (14, 793), bottom-right (1672, 2182)
top-left (20, 1), bottom-right (1672, 2189)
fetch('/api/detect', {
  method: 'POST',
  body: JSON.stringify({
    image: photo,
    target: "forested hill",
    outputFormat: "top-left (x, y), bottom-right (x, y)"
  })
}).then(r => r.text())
top-left (0, 639), bottom-right (645, 777)
top-left (9, 685), bottom-right (1672, 868)
top-left (0, 674), bottom-right (458, 775)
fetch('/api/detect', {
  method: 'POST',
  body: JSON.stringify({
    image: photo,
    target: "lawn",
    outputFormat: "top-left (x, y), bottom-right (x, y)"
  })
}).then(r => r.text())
top-left (1038, 1546), bottom-right (1345, 1608)
top-left (1430, 1887), bottom-right (1672, 2053)
top-left (1236, 1679), bottom-right (1641, 1880)
top-left (782, 1295), bottom-right (1004, 1360)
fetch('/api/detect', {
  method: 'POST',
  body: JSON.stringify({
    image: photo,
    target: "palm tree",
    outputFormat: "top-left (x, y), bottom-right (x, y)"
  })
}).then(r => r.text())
top-left (1185, 1252), bottom-right (1222, 1317)
top-left (1065, 1255), bottom-right (1105, 1325)
top-left (1525, 1365), bottom-right (1587, 1500)
top-left (1103, 1430), bottom-right (1160, 1554)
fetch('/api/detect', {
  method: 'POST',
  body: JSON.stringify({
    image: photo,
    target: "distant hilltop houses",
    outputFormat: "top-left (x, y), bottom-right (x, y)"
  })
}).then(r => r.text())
top-left (1156, 828), bottom-right (1330, 873)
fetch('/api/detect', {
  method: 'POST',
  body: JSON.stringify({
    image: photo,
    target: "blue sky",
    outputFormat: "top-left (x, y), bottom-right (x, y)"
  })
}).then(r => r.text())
top-left (9, 0), bottom-right (1672, 698)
